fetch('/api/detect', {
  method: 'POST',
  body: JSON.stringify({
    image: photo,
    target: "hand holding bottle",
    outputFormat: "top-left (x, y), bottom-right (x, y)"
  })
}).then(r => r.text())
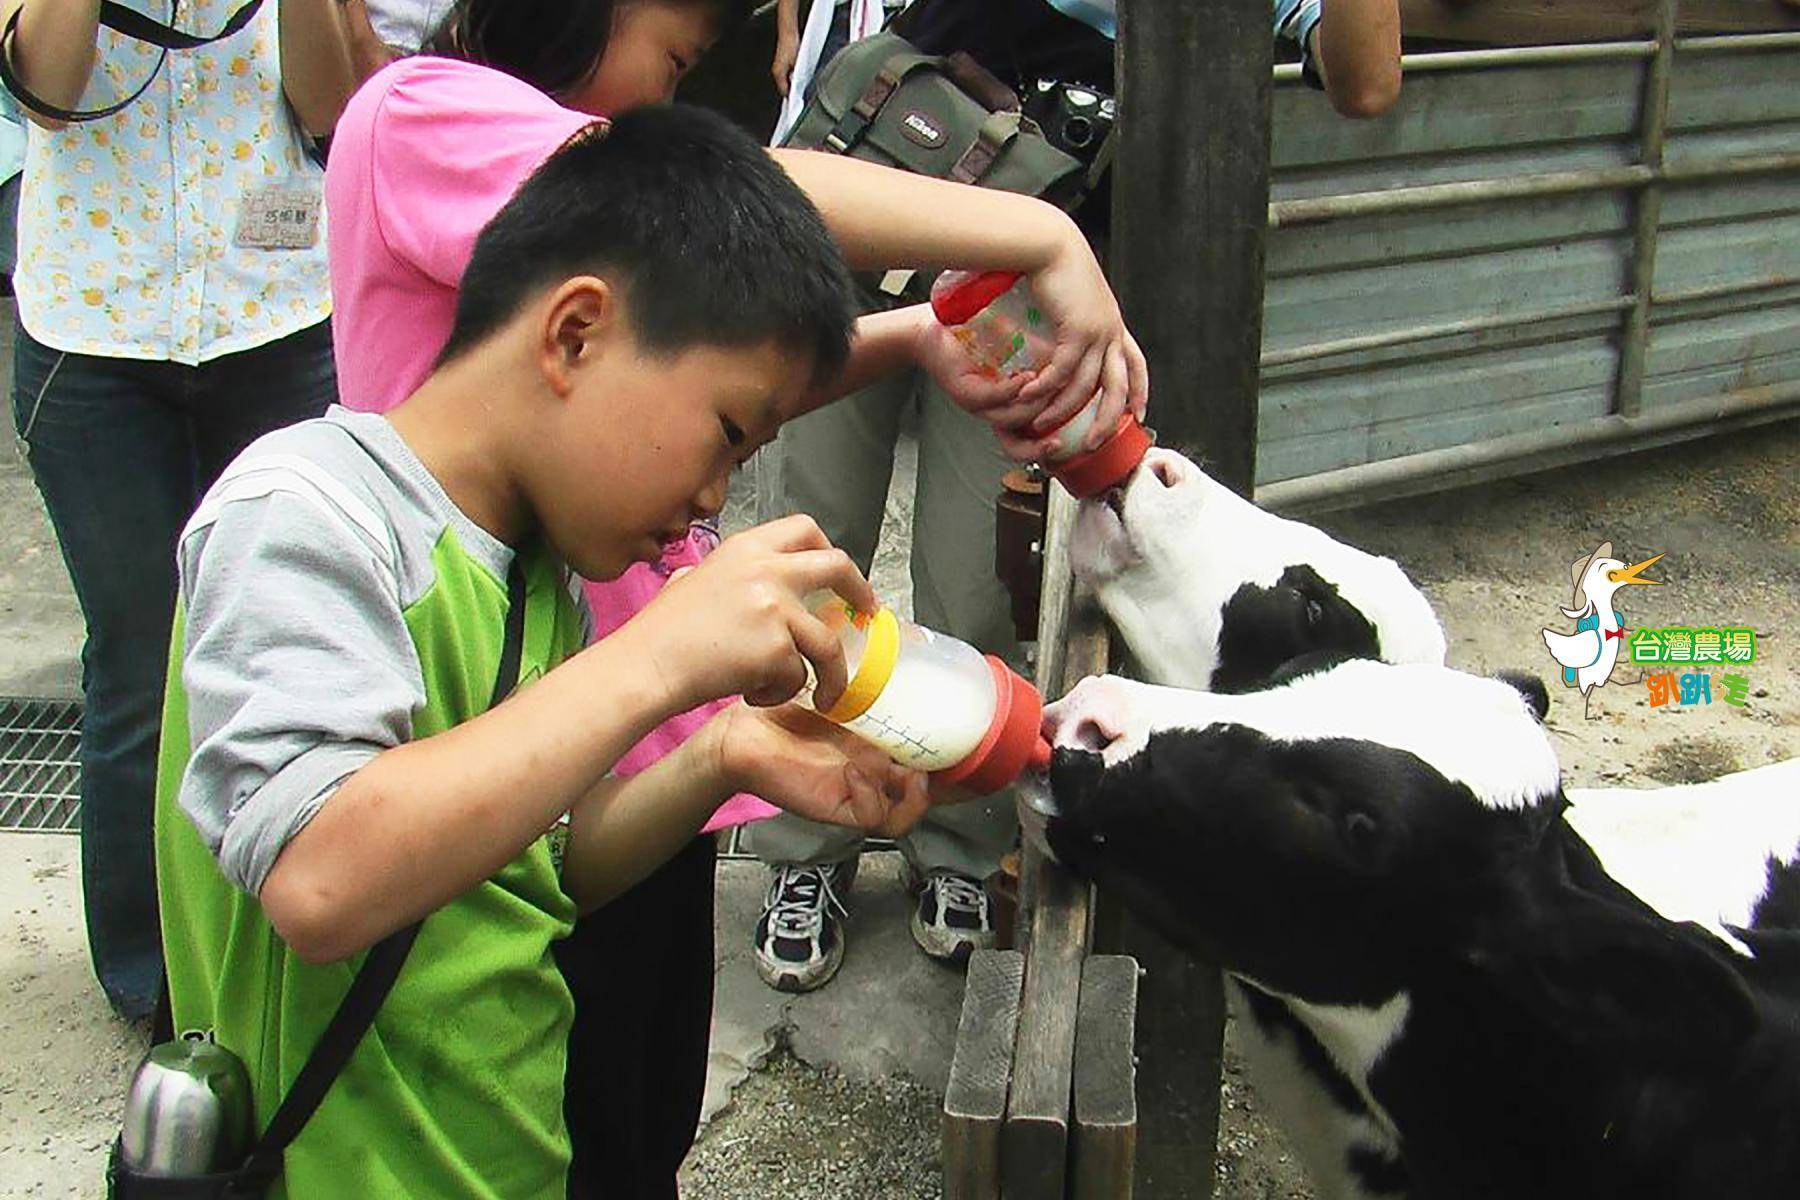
top-left (623, 515), bottom-right (876, 715)
top-left (931, 270), bottom-right (1153, 497)
top-left (706, 702), bottom-right (934, 837)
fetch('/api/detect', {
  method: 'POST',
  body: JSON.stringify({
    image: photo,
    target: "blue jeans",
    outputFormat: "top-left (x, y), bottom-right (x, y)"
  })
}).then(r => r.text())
top-left (10, 318), bottom-right (337, 1017)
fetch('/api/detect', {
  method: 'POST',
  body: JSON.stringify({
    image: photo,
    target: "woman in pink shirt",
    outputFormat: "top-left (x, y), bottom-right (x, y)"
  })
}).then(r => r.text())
top-left (326, 2), bottom-right (1145, 1194)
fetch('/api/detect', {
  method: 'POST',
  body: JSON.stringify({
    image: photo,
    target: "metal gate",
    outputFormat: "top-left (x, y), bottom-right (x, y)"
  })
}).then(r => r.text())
top-left (1254, 22), bottom-right (1800, 510)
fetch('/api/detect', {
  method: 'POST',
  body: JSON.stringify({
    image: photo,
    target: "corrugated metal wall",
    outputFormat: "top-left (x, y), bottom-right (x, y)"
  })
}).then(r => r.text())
top-left (1254, 31), bottom-right (1800, 495)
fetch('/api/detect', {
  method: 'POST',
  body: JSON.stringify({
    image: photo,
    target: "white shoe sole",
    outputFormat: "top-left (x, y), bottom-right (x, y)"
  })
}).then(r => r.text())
top-left (909, 908), bottom-right (996, 965)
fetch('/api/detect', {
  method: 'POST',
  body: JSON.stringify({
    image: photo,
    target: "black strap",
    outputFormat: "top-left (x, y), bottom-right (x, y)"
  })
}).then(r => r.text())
top-left (230, 924), bottom-right (422, 1191)
top-left (1, 0), bottom-right (264, 124)
top-left (98, 0), bottom-right (263, 51)
top-left (821, 52), bottom-right (915, 155)
top-left (489, 558), bottom-right (531, 708)
top-left (229, 559), bottom-right (531, 1192)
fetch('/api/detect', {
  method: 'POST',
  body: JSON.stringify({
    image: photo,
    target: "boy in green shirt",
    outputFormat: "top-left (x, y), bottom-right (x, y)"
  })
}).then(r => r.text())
top-left (155, 105), bottom-right (937, 1197)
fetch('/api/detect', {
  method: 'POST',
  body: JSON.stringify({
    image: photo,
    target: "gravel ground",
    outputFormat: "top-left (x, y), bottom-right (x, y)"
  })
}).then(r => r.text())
top-left (681, 1043), bottom-right (945, 1200)
top-left (681, 1031), bottom-right (1315, 1200)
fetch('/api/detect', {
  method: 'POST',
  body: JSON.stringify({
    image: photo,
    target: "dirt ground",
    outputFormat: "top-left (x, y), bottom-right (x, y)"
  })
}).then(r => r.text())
top-left (3, 418), bottom-right (1793, 1199)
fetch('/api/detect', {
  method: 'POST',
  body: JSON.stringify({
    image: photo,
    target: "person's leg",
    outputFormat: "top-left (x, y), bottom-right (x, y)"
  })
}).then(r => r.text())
top-left (11, 325), bottom-right (191, 1017)
top-left (899, 379), bottom-right (1022, 960)
top-left (559, 834), bottom-right (716, 1200)
top-left (744, 362), bottom-right (910, 988)
top-left (189, 318), bottom-right (337, 485)
top-left (645, 833), bottom-right (717, 1191)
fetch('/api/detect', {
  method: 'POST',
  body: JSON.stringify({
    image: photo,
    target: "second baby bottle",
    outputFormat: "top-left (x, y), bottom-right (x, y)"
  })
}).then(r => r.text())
top-left (800, 593), bottom-right (1050, 795)
top-left (930, 269), bottom-right (1151, 499)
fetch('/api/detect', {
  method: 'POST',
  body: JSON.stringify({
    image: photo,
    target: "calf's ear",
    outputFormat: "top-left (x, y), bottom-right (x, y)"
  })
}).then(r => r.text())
top-left (1472, 895), bottom-right (1758, 1062)
top-left (1493, 670), bottom-right (1551, 722)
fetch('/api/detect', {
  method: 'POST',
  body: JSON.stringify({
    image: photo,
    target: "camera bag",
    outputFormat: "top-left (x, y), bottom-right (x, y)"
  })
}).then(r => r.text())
top-left (779, 29), bottom-right (1090, 301)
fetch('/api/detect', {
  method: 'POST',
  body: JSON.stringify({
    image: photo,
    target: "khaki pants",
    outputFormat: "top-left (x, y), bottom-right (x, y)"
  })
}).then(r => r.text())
top-left (748, 365), bottom-right (1020, 880)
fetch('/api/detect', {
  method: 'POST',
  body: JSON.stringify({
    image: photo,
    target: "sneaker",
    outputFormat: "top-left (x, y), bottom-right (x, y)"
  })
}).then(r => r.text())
top-left (908, 869), bottom-right (996, 965)
top-left (753, 860), bottom-right (857, 993)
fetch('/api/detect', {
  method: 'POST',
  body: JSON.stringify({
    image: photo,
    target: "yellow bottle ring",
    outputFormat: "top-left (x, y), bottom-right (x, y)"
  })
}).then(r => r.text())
top-left (821, 607), bottom-right (899, 725)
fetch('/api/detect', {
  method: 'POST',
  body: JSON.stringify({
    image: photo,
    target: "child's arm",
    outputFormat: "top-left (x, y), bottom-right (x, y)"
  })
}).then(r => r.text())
top-left (806, 304), bottom-right (1024, 422)
top-left (338, 0), bottom-right (404, 83)
top-left (561, 704), bottom-right (931, 912)
top-left (278, 0), bottom-right (362, 137)
top-left (254, 517), bottom-right (875, 963)
top-left (770, 151), bottom-right (1148, 450)
top-left (807, 303), bottom-right (1126, 463)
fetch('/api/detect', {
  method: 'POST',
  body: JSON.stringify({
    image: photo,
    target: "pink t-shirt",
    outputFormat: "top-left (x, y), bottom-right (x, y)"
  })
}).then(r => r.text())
top-left (326, 56), bottom-right (775, 832)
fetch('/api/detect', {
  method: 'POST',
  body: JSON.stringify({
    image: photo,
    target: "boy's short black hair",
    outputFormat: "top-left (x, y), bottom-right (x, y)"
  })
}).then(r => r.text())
top-left (442, 103), bottom-right (856, 384)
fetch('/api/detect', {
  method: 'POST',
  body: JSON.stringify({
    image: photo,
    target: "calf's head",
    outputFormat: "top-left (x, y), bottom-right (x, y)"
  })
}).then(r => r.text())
top-left (1043, 662), bottom-right (1761, 1057)
top-left (1041, 662), bottom-right (1563, 1001)
top-left (1071, 449), bottom-right (1446, 692)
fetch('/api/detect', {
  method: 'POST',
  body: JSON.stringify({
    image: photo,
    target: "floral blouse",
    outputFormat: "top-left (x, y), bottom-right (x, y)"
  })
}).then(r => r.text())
top-left (14, 0), bottom-right (331, 365)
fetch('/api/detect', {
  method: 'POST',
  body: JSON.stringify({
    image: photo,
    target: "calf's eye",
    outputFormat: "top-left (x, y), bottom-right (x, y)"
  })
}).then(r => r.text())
top-left (1304, 598), bottom-right (1324, 626)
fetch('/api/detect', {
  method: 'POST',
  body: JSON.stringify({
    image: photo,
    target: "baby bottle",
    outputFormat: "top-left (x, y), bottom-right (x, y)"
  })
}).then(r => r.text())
top-left (930, 269), bottom-right (1152, 499)
top-left (799, 593), bottom-right (1051, 795)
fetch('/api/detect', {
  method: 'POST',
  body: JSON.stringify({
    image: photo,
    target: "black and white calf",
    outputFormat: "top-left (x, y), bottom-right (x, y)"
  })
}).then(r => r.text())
top-left (1564, 760), bottom-right (1800, 955)
top-left (1071, 448), bottom-right (1445, 692)
top-left (1039, 661), bottom-right (1800, 1200)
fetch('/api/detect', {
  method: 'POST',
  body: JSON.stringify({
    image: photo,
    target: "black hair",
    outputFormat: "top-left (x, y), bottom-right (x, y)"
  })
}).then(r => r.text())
top-left (440, 103), bottom-right (856, 385)
top-left (428, 0), bottom-right (749, 99)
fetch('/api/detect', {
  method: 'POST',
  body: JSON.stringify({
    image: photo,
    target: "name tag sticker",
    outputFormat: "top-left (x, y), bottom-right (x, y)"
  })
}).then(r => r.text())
top-left (234, 182), bottom-right (321, 250)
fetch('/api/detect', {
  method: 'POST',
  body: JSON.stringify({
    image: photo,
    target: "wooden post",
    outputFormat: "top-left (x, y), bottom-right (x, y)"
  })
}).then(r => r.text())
top-left (1111, 0), bottom-right (1272, 493)
top-left (1002, 482), bottom-right (1111, 1199)
top-left (1107, 0), bottom-right (1272, 1195)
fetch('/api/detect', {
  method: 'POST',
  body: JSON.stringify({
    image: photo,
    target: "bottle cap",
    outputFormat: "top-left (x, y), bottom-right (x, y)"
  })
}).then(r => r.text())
top-left (930, 270), bottom-right (1024, 326)
top-left (937, 656), bottom-right (1051, 795)
top-left (1050, 415), bottom-right (1153, 499)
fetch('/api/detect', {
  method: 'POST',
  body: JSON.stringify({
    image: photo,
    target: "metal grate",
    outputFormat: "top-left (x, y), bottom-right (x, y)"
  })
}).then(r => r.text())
top-left (0, 698), bottom-right (82, 832)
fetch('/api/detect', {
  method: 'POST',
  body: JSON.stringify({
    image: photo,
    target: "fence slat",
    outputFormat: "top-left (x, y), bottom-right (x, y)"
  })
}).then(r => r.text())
top-left (944, 949), bottom-right (1025, 1200)
top-left (1072, 955), bottom-right (1141, 1200)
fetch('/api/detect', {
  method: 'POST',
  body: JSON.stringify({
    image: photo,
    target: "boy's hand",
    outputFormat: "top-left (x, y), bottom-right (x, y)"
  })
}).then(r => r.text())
top-left (626, 515), bottom-right (875, 714)
top-left (710, 703), bottom-right (934, 837)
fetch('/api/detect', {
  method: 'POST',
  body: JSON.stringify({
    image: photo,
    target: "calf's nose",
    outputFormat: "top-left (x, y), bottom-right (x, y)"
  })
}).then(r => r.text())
top-left (1143, 447), bottom-right (1189, 490)
top-left (1042, 676), bottom-right (1136, 757)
